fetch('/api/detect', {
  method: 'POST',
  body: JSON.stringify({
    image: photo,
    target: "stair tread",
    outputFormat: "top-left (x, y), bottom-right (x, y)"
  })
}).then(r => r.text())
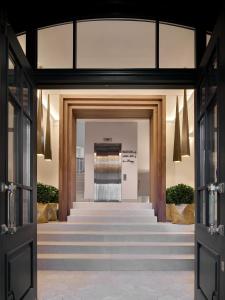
top-left (38, 241), bottom-right (194, 246)
top-left (38, 222), bottom-right (194, 227)
top-left (38, 230), bottom-right (194, 235)
top-left (38, 253), bottom-right (194, 259)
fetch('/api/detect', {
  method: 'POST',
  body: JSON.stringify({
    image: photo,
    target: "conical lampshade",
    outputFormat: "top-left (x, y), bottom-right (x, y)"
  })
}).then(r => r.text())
top-left (181, 89), bottom-right (190, 156)
top-left (173, 96), bottom-right (182, 162)
top-left (44, 95), bottom-right (52, 161)
top-left (37, 90), bottom-right (44, 156)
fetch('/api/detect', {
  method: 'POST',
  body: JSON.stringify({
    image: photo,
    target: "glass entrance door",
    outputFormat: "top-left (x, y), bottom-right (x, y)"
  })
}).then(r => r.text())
top-left (195, 12), bottom-right (225, 299)
top-left (0, 25), bottom-right (37, 299)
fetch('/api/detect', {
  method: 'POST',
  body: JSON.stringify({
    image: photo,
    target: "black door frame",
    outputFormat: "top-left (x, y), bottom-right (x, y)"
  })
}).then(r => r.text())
top-left (0, 20), bottom-right (37, 299)
top-left (195, 9), bottom-right (225, 299)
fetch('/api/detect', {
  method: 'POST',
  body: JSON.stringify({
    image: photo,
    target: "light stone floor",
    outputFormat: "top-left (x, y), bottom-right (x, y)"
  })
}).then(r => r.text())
top-left (38, 271), bottom-right (194, 300)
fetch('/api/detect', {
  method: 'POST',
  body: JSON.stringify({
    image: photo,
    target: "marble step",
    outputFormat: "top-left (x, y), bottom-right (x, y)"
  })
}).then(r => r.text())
top-left (37, 253), bottom-right (194, 271)
top-left (73, 202), bottom-right (152, 210)
top-left (38, 231), bottom-right (194, 243)
top-left (38, 241), bottom-right (194, 255)
top-left (38, 223), bottom-right (195, 232)
top-left (69, 209), bottom-right (155, 216)
top-left (67, 215), bottom-right (157, 223)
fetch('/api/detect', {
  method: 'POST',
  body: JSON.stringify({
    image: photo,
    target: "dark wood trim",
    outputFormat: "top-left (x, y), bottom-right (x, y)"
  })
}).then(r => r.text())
top-left (34, 68), bottom-right (197, 89)
top-left (59, 96), bottom-right (166, 222)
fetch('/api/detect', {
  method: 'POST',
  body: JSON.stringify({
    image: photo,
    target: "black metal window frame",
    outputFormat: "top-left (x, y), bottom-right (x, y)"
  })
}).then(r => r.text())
top-left (15, 18), bottom-right (208, 89)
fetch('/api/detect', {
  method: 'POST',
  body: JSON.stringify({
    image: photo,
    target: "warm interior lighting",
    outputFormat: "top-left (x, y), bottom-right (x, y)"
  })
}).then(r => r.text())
top-left (44, 95), bottom-right (52, 160)
top-left (173, 96), bottom-right (182, 162)
top-left (37, 90), bottom-right (44, 156)
top-left (181, 89), bottom-right (190, 156)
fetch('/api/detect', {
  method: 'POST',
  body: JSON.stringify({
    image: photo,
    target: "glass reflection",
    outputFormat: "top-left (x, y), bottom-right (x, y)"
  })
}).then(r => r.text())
top-left (8, 101), bottom-right (19, 183)
top-left (23, 117), bottom-right (31, 186)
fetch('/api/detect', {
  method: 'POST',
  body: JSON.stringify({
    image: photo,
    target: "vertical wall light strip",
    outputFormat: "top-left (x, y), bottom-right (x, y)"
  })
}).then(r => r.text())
top-left (181, 89), bottom-right (190, 156)
top-left (44, 95), bottom-right (52, 161)
top-left (37, 90), bottom-right (44, 156)
top-left (173, 96), bottom-right (182, 162)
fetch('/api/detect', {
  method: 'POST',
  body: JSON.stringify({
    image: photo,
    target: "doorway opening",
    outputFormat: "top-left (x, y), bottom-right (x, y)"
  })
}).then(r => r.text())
top-left (58, 95), bottom-right (166, 221)
top-left (36, 89), bottom-right (195, 222)
top-left (76, 119), bottom-right (150, 204)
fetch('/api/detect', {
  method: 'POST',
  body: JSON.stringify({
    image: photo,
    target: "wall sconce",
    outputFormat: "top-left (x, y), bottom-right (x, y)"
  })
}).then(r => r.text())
top-left (44, 95), bottom-right (52, 161)
top-left (173, 96), bottom-right (182, 162)
top-left (181, 89), bottom-right (190, 157)
top-left (37, 90), bottom-right (44, 156)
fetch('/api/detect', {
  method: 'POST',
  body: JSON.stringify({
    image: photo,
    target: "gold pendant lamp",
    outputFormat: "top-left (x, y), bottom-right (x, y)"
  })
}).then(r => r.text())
top-left (173, 96), bottom-right (182, 162)
top-left (44, 95), bottom-right (52, 161)
top-left (37, 90), bottom-right (44, 156)
top-left (181, 89), bottom-right (190, 156)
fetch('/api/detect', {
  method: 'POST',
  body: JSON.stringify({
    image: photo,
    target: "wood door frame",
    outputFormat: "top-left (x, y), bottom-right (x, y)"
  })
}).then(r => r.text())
top-left (59, 95), bottom-right (166, 221)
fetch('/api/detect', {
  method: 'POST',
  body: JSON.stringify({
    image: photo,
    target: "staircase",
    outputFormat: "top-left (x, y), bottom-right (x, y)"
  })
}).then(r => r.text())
top-left (37, 202), bottom-right (194, 271)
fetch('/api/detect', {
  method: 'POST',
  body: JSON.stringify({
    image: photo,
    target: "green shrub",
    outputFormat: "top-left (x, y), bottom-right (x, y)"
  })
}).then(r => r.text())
top-left (37, 182), bottom-right (59, 203)
top-left (166, 184), bottom-right (194, 205)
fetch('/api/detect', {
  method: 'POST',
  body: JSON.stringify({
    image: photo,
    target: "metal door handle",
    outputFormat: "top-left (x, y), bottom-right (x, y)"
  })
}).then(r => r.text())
top-left (207, 224), bottom-right (224, 236)
top-left (0, 182), bottom-right (17, 235)
top-left (7, 183), bottom-right (17, 234)
top-left (0, 224), bottom-right (9, 235)
top-left (208, 183), bottom-right (225, 194)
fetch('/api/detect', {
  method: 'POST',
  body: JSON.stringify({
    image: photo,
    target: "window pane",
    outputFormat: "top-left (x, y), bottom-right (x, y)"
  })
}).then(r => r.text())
top-left (208, 104), bottom-right (218, 183)
top-left (8, 101), bottom-right (20, 183)
top-left (22, 80), bottom-right (30, 113)
top-left (23, 117), bottom-right (31, 186)
top-left (8, 56), bottom-right (18, 98)
top-left (199, 190), bottom-right (206, 225)
top-left (207, 52), bottom-right (217, 100)
top-left (199, 118), bottom-right (205, 186)
top-left (17, 34), bottom-right (26, 55)
top-left (77, 20), bottom-right (156, 68)
top-left (23, 190), bottom-right (31, 224)
top-left (200, 82), bottom-right (206, 114)
top-left (159, 23), bottom-right (195, 68)
top-left (38, 23), bottom-right (73, 68)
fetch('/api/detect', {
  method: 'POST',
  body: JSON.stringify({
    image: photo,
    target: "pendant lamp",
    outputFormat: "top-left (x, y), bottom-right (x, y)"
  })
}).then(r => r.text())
top-left (37, 90), bottom-right (44, 156)
top-left (181, 89), bottom-right (190, 156)
top-left (173, 96), bottom-right (182, 162)
top-left (44, 95), bottom-right (52, 161)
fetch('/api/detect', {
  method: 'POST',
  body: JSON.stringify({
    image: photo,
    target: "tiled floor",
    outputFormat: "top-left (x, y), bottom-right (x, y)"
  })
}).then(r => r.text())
top-left (38, 271), bottom-right (194, 300)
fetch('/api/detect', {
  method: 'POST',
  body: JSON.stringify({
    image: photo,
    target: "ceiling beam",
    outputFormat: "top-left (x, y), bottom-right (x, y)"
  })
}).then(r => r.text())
top-left (34, 68), bottom-right (197, 89)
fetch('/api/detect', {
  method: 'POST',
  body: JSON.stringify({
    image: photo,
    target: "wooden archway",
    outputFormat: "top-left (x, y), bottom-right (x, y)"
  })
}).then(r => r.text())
top-left (59, 95), bottom-right (166, 221)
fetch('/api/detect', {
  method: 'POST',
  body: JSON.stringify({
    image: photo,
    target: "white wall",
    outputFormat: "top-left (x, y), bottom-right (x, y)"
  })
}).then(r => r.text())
top-left (84, 122), bottom-right (137, 201)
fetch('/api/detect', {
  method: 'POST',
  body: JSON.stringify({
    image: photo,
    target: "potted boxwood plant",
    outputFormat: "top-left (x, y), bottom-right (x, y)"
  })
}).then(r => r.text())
top-left (166, 184), bottom-right (194, 224)
top-left (37, 183), bottom-right (59, 222)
